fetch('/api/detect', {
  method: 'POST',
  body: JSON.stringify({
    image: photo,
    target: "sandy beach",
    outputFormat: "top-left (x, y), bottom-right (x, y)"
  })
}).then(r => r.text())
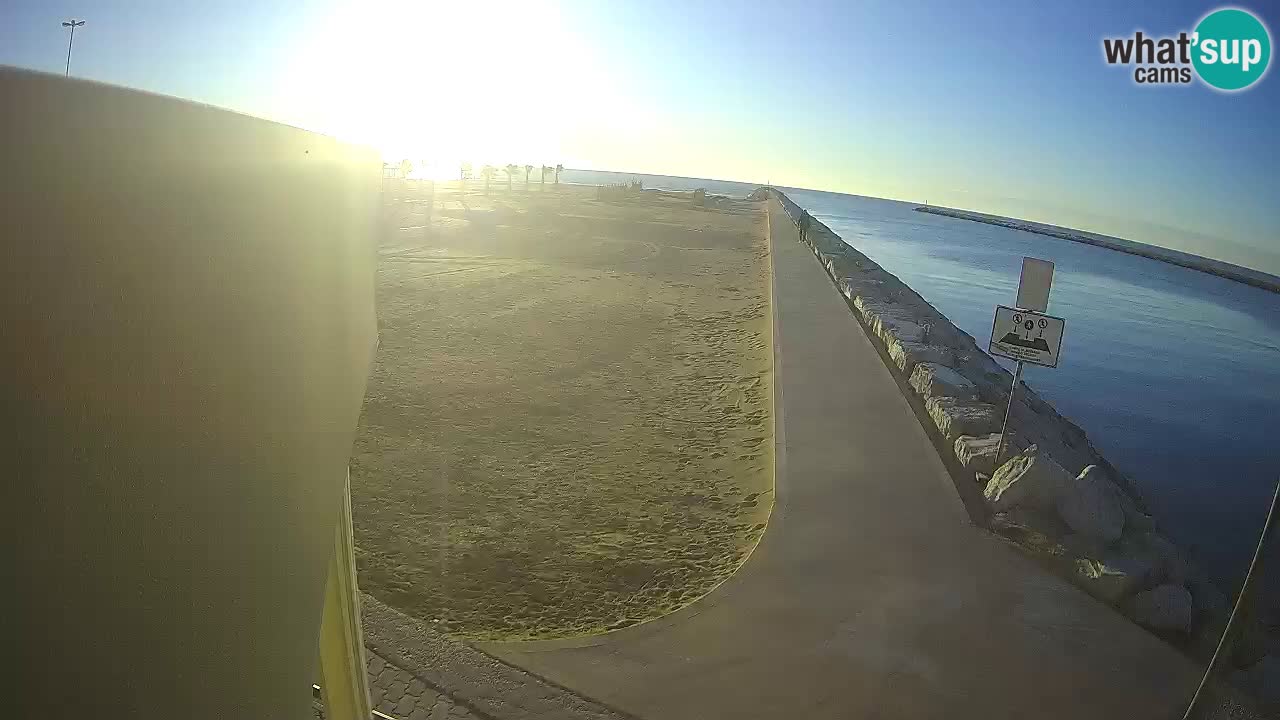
top-left (350, 181), bottom-right (773, 640)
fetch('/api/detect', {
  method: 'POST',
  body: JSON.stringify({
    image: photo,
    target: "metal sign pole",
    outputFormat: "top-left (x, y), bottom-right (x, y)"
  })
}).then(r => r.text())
top-left (989, 258), bottom-right (1058, 472)
top-left (994, 360), bottom-right (1024, 469)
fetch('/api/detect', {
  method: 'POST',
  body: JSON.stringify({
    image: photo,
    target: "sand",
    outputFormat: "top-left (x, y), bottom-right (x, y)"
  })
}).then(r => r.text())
top-left (349, 180), bottom-right (773, 640)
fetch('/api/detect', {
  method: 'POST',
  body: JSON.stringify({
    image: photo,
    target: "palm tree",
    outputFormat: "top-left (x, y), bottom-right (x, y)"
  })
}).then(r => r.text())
top-left (505, 164), bottom-right (518, 190)
top-left (554, 163), bottom-right (563, 185)
top-left (480, 165), bottom-right (495, 194)
top-left (540, 165), bottom-right (548, 190)
top-left (524, 164), bottom-right (533, 190)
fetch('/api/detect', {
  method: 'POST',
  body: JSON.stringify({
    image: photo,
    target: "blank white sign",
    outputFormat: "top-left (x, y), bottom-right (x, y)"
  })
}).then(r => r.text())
top-left (1016, 257), bottom-right (1054, 312)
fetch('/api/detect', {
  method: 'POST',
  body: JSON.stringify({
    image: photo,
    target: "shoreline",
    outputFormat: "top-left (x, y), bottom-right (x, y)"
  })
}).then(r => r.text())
top-left (767, 187), bottom-right (1277, 705)
top-left (915, 205), bottom-right (1280, 294)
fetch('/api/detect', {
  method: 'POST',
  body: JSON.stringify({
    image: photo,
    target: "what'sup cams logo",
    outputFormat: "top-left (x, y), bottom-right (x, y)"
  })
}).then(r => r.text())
top-left (1103, 7), bottom-right (1271, 91)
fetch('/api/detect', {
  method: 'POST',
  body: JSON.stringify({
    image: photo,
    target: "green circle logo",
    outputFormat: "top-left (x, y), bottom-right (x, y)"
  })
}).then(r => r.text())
top-left (1193, 8), bottom-right (1272, 91)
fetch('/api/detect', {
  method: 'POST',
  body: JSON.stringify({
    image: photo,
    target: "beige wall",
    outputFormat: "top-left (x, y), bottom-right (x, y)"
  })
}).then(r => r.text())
top-left (2, 67), bottom-right (380, 719)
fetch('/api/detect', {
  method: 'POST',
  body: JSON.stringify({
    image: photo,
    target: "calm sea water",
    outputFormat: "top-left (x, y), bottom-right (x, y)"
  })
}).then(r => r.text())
top-left (570, 170), bottom-right (1280, 592)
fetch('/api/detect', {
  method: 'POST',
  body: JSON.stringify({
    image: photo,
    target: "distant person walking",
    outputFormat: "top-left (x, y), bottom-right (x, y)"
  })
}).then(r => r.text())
top-left (798, 211), bottom-right (812, 244)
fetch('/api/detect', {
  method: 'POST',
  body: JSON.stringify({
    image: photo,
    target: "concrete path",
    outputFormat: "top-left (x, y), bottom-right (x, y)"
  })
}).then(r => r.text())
top-left (478, 199), bottom-right (1201, 719)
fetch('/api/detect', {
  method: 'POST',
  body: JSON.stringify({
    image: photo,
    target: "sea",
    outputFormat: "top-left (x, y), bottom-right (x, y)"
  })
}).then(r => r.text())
top-left (564, 169), bottom-right (1280, 596)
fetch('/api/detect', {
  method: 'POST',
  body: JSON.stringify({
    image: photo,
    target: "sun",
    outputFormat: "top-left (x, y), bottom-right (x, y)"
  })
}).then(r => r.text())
top-left (275, 0), bottom-right (606, 174)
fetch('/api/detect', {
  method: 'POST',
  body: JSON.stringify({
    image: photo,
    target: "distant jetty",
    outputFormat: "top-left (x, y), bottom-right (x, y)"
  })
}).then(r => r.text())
top-left (915, 205), bottom-right (1280, 294)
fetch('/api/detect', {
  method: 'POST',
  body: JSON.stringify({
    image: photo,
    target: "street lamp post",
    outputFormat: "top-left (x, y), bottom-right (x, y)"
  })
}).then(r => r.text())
top-left (61, 19), bottom-right (85, 77)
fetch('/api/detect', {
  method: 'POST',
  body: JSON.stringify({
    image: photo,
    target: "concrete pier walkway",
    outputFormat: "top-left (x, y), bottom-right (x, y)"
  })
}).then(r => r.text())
top-left (479, 199), bottom-right (1200, 719)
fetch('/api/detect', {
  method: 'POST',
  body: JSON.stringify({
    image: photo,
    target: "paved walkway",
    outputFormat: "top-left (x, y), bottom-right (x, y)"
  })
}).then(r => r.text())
top-left (476, 199), bottom-right (1202, 719)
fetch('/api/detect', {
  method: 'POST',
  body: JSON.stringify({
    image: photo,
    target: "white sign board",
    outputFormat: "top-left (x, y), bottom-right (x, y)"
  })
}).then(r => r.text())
top-left (989, 305), bottom-right (1065, 368)
top-left (1015, 257), bottom-right (1054, 313)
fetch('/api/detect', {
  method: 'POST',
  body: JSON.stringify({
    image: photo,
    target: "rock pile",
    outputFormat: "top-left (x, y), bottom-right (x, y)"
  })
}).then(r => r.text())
top-left (765, 188), bottom-right (1277, 705)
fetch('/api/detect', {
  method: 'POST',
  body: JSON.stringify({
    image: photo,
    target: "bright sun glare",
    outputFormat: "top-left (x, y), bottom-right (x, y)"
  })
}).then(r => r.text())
top-left (276, 0), bottom-right (633, 179)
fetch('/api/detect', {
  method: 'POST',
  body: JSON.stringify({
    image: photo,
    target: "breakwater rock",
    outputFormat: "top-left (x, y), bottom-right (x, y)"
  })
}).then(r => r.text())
top-left (915, 205), bottom-right (1280, 295)
top-left (765, 188), bottom-right (1277, 701)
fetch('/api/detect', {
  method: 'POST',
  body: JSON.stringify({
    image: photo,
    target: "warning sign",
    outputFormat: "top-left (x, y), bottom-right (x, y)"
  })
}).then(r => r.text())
top-left (989, 305), bottom-right (1065, 368)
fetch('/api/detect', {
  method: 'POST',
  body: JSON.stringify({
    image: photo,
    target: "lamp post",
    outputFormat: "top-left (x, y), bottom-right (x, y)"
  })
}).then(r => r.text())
top-left (61, 19), bottom-right (85, 77)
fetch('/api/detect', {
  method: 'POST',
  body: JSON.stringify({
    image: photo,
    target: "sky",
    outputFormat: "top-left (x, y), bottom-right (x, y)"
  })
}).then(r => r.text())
top-left (2, 0), bottom-right (1278, 273)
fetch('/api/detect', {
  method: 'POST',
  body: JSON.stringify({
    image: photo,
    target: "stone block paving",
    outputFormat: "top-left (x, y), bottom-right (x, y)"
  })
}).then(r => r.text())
top-left (310, 594), bottom-right (634, 720)
top-left (313, 647), bottom-right (479, 720)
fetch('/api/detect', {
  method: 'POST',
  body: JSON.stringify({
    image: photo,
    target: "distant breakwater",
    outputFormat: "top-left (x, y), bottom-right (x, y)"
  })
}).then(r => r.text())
top-left (760, 187), bottom-right (1279, 701)
top-left (915, 205), bottom-right (1280, 295)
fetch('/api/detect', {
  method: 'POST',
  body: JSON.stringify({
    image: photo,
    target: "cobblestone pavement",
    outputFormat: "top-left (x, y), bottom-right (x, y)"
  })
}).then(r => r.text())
top-left (313, 647), bottom-right (480, 720)
top-left (367, 648), bottom-right (480, 719)
top-left (312, 594), bottom-right (632, 720)
top-left (358, 593), bottom-right (635, 720)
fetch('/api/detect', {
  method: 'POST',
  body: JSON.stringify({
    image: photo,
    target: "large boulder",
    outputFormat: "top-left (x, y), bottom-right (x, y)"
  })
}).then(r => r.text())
top-left (1232, 618), bottom-right (1271, 670)
top-left (989, 507), bottom-right (1070, 557)
top-left (850, 291), bottom-right (884, 312)
top-left (836, 279), bottom-right (857, 301)
top-left (925, 396), bottom-right (1000, 442)
top-left (955, 434), bottom-right (1005, 477)
top-left (1103, 550), bottom-right (1162, 590)
top-left (1073, 557), bottom-right (1153, 605)
top-left (983, 445), bottom-right (1072, 513)
top-left (1091, 471), bottom-right (1155, 533)
top-left (999, 504), bottom-right (1070, 537)
top-left (811, 233), bottom-right (846, 257)
top-left (1108, 530), bottom-right (1191, 588)
top-left (860, 302), bottom-right (927, 346)
top-left (1059, 421), bottom-right (1088, 450)
top-left (851, 296), bottom-right (887, 329)
top-left (1019, 388), bottom-right (1056, 417)
top-left (1190, 614), bottom-right (1229, 661)
top-left (1188, 578), bottom-right (1231, 619)
top-left (1123, 508), bottom-right (1157, 535)
top-left (1124, 583), bottom-right (1193, 632)
top-left (1055, 465), bottom-right (1126, 545)
top-left (1058, 532), bottom-right (1107, 559)
top-left (840, 281), bottom-right (882, 304)
top-left (886, 337), bottom-right (952, 374)
top-left (1230, 655), bottom-right (1280, 710)
top-left (1143, 533), bottom-right (1189, 584)
top-left (1186, 576), bottom-right (1232, 662)
top-left (956, 361), bottom-right (1024, 408)
top-left (910, 363), bottom-right (979, 401)
top-left (885, 318), bottom-right (928, 346)
top-left (822, 252), bottom-right (861, 281)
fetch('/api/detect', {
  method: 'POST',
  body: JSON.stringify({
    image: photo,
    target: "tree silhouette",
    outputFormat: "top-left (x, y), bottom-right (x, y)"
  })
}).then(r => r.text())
top-left (480, 165), bottom-right (495, 194)
top-left (554, 163), bottom-right (564, 185)
top-left (540, 165), bottom-right (548, 190)
top-left (524, 164), bottom-right (533, 190)
top-left (505, 164), bottom-right (518, 190)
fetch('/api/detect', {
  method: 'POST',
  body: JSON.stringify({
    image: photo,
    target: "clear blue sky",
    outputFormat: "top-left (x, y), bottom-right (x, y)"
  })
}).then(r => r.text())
top-left (3, 0), bottom-right (1277, 272)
